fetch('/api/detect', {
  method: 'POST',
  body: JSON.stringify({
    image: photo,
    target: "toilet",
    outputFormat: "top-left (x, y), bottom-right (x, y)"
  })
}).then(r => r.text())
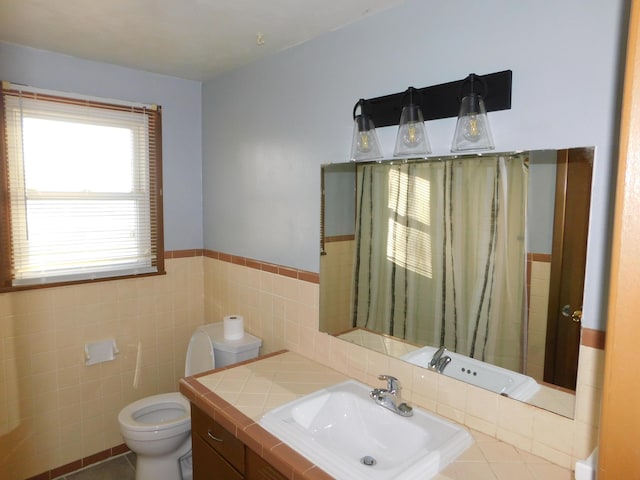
top-left (118, 322), bottom-right (262, 480)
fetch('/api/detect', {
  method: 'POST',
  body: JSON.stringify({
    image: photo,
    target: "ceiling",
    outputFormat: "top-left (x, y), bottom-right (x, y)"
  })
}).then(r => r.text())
top-left (0, 0), bottom-right (405, 81)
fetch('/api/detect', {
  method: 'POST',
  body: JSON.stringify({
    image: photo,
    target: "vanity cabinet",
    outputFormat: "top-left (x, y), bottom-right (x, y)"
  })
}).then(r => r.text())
top-left (192, 433), bottom-right (243, 480)
top-left (191, 405), bottom-right (287, 480)
top-left (191, 404), bottom-right (244, 479)
top-left (245, 448), bottom-right (288, 480)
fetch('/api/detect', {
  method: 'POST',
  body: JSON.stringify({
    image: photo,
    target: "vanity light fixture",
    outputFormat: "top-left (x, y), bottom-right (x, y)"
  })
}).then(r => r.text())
top-left (350, 98), bottom-right (383, 162)
top-left (393, 87), bottom-right (431, 157)
top-left (350, 70), bottom-right (511, 159)
top-left (451, 74), bottom-right (495, 152)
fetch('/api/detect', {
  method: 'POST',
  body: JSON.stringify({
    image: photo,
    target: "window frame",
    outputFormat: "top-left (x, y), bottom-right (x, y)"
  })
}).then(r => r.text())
top-left (0, 84), bottom-right (165, 292)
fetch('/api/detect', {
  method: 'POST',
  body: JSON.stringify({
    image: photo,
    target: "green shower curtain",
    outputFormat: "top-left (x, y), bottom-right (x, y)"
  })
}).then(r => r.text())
top-left (351, 155), bottom-right (528, 372)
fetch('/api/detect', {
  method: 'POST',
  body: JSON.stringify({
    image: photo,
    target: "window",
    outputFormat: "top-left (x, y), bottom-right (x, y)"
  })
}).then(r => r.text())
top-left (0, 83), bottom-right (164, 289)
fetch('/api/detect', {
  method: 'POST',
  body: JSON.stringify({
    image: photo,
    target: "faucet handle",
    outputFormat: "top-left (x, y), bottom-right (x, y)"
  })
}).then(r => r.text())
top-left (378, 374), bottom-right (400, 394)
top-left (428, 345), bottom-right (447, 369)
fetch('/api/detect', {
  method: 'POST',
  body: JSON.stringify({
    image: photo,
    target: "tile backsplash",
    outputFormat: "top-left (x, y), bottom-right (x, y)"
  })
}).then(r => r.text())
top-left (0, 252), bottom-right (602, 478)
top-left (204, 255), bottom-right (603, 471)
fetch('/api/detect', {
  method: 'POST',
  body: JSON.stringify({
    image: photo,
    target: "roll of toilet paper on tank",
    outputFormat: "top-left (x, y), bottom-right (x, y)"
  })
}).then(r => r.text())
top-left (224, 315), bottom-right (245, 340)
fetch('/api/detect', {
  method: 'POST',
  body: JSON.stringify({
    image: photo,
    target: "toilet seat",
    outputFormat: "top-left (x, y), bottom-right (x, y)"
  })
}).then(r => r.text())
top-left (118, 392), bottom-right (190, 440)
top-left (117, 323), bottom-right (261, 480)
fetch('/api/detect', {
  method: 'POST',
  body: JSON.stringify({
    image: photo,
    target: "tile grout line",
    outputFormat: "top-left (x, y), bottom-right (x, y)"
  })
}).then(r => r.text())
top-left (53, 453), bottom-right (136, 480)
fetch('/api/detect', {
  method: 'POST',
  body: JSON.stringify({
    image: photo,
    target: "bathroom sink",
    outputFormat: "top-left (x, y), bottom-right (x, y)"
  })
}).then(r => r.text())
top-left (259, 380), bottom-right (472, 480)
top-left (401, 346), bottom-right (540, 401)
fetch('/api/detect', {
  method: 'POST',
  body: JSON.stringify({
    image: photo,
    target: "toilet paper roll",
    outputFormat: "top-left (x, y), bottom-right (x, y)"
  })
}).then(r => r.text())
top-left (224, 315), bottom-right (245, 340)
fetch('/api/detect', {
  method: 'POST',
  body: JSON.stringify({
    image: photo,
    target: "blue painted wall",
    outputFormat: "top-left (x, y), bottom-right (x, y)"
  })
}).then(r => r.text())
top-left (201, 0), bottom-right (628, 330)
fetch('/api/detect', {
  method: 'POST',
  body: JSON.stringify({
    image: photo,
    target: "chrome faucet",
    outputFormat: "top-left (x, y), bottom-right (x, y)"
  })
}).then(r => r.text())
top-left (428, 346), bottom-right (452, 373)
top-left (370, 374), bottom-right (413, 417)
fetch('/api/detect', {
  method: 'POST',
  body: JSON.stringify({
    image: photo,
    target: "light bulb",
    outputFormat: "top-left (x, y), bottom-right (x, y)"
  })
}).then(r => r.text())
top-left (451, 93), bottom-right (495, 152)
top-left (399, 122), bottom-right (424, 147)
top-left (350, 112), bottom-right (382, 161)
top-left (393, 103), bottom-right (431, 157)
top-left (358, 131), bottom-right (372, 153)
top-left (462, 114), bottom-right (483, 142)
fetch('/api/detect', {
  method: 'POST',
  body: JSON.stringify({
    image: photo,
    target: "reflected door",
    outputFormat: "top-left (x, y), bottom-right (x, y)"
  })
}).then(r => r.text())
top-left (543, 148), bottom-right (592, 390)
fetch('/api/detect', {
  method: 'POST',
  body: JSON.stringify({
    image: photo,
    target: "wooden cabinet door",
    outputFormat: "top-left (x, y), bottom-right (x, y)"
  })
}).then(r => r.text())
top-left (191, 405), bottom-right (245, 474)
top-left (245, 448), bottom-right (288, 480)
top-left (192, 433), bottom-right (243, 480)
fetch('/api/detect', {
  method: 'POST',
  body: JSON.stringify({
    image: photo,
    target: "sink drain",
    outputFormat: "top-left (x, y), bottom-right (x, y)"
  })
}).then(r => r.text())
top-left (360, 456), bottom-right (377, 466)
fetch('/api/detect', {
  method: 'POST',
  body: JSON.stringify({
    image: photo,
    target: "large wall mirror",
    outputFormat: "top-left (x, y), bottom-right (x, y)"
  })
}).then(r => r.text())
top-left (319, 147), bottom-right (594, 419)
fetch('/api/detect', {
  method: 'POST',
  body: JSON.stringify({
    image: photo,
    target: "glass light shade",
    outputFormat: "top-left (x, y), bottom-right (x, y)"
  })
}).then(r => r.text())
top-left (350, 114), bottom-right (383, 161)
top-left (451, 93), bottom-right (495, 152)
top-left (393, 104), bottom-right (431, 157)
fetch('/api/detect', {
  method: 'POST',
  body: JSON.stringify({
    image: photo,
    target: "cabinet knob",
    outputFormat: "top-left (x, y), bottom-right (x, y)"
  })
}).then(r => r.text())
top-left (207, 429), bottom-right (223, 442)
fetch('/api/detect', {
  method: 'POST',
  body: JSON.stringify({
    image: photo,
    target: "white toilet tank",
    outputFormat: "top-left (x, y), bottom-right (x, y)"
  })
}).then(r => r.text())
top-left (184, 322), bottom-right (262, 376)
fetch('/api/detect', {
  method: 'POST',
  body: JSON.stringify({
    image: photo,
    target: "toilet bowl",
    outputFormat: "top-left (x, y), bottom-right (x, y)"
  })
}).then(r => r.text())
top-left (118, 322), bottom-right (262, 480)
top-left (118, 393), bottom-right (192, 480)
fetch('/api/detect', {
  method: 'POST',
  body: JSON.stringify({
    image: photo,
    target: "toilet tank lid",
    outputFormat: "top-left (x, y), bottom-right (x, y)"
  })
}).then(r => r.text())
top-left (200, 322), bottom-right (262, 353)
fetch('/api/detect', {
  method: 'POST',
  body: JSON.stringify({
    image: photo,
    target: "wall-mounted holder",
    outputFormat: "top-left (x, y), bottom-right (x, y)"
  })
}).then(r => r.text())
top-left (85, 338), bottom-right (119, 366)
top-left (354, 70), bottom-right (512, 128)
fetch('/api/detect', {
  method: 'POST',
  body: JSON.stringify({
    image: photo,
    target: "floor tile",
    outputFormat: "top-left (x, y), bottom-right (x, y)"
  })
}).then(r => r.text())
top-left (64, 455), bottom-right (135, 480)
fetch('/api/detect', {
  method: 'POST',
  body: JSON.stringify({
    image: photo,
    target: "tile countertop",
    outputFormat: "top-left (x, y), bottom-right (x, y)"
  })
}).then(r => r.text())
top-left (178, 351), bottom-right (573, 480)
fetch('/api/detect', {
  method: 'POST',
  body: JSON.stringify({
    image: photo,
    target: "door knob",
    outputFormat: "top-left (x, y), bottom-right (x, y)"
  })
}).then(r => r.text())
top-left (571, 309), bottom-right (583, 323)
top-left (561, 304), bottom-right (582, 323)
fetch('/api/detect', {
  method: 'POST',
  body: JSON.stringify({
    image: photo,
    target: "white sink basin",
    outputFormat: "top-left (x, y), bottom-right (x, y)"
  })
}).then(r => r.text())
top-left (259, 380), bottom-right (472, 480)
top-left (401, 346), bottom-right (540, 401)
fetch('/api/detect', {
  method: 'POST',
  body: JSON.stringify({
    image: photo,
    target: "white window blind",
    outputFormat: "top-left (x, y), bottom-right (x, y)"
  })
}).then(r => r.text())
top-left (1, 86), bottom-right (163, 287)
